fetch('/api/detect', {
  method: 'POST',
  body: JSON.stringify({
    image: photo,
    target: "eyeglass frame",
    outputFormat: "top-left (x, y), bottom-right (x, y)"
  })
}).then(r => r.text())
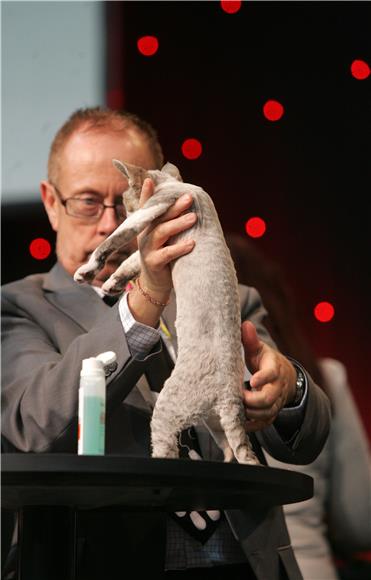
top-left (50, 182), bottom-right (126, 222)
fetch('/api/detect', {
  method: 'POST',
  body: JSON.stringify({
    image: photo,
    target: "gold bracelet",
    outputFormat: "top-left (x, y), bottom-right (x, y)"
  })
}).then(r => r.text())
top-left (135, 277), bottom-right (170, 307)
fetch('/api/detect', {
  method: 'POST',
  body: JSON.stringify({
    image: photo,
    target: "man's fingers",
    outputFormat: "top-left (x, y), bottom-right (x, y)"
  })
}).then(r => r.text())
top-left (156, 193), bottom-right (194, 222)
top-left (242, 383), bottom-right (280, 409)
top-left (150, 211), bottom-right (197, 248)
top-left (249, 366), bottom-right (276, 390)
top-left (245, 417), bottom-right (276, 433)
top-left (146, 239), bottom-right (195, 269)
top-left (244, 395), bottom-right (283, 420)
top-left (241, 321), bottom-right (262, 363)
top-left (140, 187), bottom-right (193, 219)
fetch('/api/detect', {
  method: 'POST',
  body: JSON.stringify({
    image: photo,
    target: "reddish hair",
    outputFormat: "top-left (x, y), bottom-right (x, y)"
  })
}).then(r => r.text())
top-left (48, 106), bottom-right (164, 183)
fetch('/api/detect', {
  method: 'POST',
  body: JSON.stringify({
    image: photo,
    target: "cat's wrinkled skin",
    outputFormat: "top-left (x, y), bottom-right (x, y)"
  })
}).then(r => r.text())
top-left (74, 161), bottom-right (258, 465)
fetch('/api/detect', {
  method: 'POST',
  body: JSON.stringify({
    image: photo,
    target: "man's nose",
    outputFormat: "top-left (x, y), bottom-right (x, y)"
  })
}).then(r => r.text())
top-left (97, 206), bottom-right (119, 236)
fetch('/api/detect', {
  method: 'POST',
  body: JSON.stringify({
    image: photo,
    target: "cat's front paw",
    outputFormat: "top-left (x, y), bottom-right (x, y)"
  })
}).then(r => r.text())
top-left (102, 274), bottom-right (127, 295)
top-left (74, 261), bottom-right (99, 283)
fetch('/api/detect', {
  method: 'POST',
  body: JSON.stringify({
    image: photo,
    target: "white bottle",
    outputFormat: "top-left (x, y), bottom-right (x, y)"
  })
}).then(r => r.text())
top-left (78, 351), bottom-right (116, 455)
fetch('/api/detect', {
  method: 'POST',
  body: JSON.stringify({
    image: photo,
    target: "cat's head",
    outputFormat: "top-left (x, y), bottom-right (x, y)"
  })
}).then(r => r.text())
top-left (112, 159), bottom-right (182, 213)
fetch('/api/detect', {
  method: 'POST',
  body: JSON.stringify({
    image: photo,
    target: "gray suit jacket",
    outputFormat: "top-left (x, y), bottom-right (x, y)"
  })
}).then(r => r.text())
top-left (1, 263), bottom-right (331, 579)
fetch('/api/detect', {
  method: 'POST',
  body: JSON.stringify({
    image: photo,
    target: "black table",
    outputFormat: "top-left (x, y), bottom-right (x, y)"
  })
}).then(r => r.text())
top-left (2, 454), bottom-right (313, 579)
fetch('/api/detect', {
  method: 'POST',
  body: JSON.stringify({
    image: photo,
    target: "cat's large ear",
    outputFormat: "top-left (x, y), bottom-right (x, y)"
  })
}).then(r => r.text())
top-left (112, 159), bottom-right (131, 179)
top-left (112, 159), bottom-right (147, 182)
top-left (112, 159), bottom-right (148, 199)
top-left (161, 162), bottom-right (183, 182)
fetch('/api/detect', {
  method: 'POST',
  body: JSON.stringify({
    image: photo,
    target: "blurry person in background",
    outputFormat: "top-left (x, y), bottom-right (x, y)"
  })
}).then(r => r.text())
top-left (225, 232), bottom-right (371, 580)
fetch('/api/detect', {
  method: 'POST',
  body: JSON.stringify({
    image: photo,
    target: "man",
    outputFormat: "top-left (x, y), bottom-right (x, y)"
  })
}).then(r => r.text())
top-left (1, 107), bottom-right (331, 579)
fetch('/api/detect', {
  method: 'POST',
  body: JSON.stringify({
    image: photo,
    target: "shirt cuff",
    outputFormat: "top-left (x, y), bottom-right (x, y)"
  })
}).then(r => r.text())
top-left (119, 292), bottom-right (161, 359)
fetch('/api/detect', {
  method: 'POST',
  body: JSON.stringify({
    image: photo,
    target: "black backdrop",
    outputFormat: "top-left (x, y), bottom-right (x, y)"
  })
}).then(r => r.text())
top-left (115, 0), bottom-right (371, 435)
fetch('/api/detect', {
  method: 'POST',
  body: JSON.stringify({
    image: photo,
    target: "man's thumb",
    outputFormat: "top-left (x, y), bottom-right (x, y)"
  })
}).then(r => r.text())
top-left (241, 320), bottom-right (261, 362)
top-left (139, 178), bottom-right (154, 208)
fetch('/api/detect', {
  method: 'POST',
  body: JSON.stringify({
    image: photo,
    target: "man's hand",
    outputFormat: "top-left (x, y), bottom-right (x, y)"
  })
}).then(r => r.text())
top-left (127, 179), bottom-right (196, 327)
top-left (241, 320), bottom-right (297, 432)
top-left (137, 178), bottom-right (196, 296)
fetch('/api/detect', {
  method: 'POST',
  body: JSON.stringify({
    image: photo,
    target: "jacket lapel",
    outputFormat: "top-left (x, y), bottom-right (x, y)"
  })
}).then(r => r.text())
top-left (42, 263), bottom-right (110, 332)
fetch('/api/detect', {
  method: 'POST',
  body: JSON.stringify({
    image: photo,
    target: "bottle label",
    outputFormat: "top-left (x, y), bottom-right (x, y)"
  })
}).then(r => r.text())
top-left (79, 395), bottom-right (105, 455)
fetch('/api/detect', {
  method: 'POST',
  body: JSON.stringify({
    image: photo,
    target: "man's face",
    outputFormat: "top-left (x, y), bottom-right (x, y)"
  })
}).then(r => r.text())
top-left (42, 126), bottom-right (156, 286)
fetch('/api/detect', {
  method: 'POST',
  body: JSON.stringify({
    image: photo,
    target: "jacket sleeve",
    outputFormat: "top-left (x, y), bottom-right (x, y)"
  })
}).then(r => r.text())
top-left (1, 286), bottom-right (159, 453)
top-left (239, 284), bottom-right (331, 465)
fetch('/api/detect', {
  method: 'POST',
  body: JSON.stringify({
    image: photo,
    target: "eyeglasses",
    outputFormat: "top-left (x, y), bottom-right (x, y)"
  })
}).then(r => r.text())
top-left (51, 183), bottom-right (126, 223)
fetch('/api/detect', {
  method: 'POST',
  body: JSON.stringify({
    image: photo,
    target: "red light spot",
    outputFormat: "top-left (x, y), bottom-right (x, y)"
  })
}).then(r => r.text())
top-left (220, 1), bottom-right (242, 14)
top-left (350, 59), bottom-right (370, 80)
top-left (263, 100), bottom-right (285, 121)
top-left (245, 217), bottom-right (266, 238)
top-left (29, 238), bottom-right (51, 260)
top-left (181, 138), bottom-right (203, 160)
top-left (314, 301), bottom-right (335, 323)
top-left (137, 36), bottom-right (159, 57)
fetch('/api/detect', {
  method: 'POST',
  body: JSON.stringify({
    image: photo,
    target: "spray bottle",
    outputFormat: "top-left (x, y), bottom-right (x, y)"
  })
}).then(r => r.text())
top-left (78, 351), bottom-right (116, 455)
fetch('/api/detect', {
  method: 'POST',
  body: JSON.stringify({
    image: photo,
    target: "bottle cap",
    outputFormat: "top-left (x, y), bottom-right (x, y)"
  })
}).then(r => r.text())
top-left (96, 351), bottom-right (117, 366)
top-left (80, 352), bottom-right (117, 377)
top-left (80, 357), bottom-right (105, 377)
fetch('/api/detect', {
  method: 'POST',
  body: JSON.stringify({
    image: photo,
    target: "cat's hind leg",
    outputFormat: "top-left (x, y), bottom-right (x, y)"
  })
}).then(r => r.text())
top-left (217, 401), bottom-right (259, 465)
top-left (203, 415), bottom-right (234, 462)
top-left (151, 409), bottom-right (180, 459)
top-left (150, 376), bottom-right (190, 459)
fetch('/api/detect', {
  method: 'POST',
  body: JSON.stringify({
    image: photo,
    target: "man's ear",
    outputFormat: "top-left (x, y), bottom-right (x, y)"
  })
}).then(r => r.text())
top-left (40, 181), bottom-right (59, 232)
